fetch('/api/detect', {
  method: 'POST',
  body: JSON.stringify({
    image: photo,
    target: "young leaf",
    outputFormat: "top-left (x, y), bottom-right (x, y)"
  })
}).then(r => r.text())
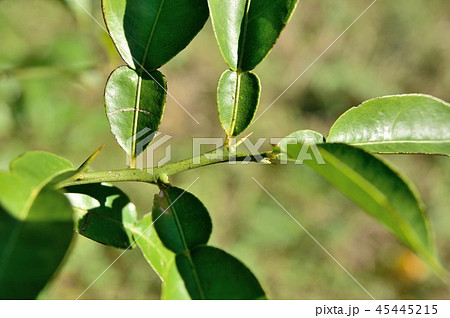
top-left (278, 135), bottom-right (440, 270)
top-left (208, 0), bottom-right (299, 71)
top-left (102, 0), bottom-right (209, 71)
top-left (132, 214), bottom-right (173, 280)
top-left (0, 188), bottom-right (73, 299)
top-left (328, 94), bottom-right (450, 155)
top-left (161, 260), bottom-right (190, 300)
top-left (132, 214), bottom-right (190, 299)
top-left (176, 246), bottom-right (266, 300)
top-left (218, 70), bottom-right (260, 137)
top-left (105, 66), bottom-right (166, 159)
top-left (65, 183), bottom-right (138, 249)
top-left (152, 187), bottom-right (212, 254)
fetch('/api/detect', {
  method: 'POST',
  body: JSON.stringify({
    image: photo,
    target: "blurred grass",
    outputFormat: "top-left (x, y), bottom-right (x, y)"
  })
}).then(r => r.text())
top-left (1, 0), bottom-right (449, 299)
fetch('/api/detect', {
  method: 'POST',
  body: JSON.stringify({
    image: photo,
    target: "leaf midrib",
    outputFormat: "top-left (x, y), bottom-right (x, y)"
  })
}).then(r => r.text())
top-left (20, 168), bottom-right (73, 220)
top-left (131, 75), bottom-right (143, 161)
top-left (131, 0), bottom-right (166, 160)
top-left (227, 0), bottom-right (252, 136)
top-left (229, 72), bottom-right (242, 136)
top-left (140, 0), bottom-right (166, 70)
top-left (163, 190), bottom-right (206, 299)
top-left (317, 147), bottom-right (432, 259)
top-left (347, 139), bottom-right (450, 145)
top-left (236, 0), bottom-right (251, 71)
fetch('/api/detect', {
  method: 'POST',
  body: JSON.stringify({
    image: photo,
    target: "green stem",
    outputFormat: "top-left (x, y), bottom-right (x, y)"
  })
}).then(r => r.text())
top-left (59, 149), bottom-right (272, 188)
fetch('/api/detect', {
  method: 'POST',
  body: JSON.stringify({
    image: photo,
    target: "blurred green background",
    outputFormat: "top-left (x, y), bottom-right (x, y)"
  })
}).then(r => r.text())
top-left (1, 0), bottom-right (449, 299)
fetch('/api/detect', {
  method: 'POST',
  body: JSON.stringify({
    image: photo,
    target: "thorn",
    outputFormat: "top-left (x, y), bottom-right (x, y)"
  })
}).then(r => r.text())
top-left (76, 145), bottom-right (105, 173)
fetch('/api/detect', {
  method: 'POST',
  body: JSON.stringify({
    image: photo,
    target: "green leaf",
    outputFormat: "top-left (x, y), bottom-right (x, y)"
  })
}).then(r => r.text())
top-left (132, 214), bottom-right (190, 299)
top-left (105, 66), bottom-right (166, 158)
top-left (328, 94), bottom-right (450, 155)
top-left (218, 70), bottom-right (260, 137)
top-left (102, 0), bottom-right (209, 71)
top-left (132, 213), bottom-right (173, 279)
top-left (9, 151), bottom-right (74, 192)
top-left (208, 0), bottom-right (299, 71)
top-left (0, 152), bottom-right (75, 299)
top-left (152, 187), bottom-right (212, 254)
top-left (278, 129), bottom-right (325, 154)
top-left (0, 188), bottom-right (73, 299)
top-left (161, 260), bottom-right (190, 300)
top-left (278, 134), bottom-right (440, 270)
top-left (0, 152), bottom-right (74, 220)
top-left (176, 246), bottom-right (266, 299)
top-left (135, 193), bottom-right (266, 299)
top-left (65, 183), bottom-right (137, 249)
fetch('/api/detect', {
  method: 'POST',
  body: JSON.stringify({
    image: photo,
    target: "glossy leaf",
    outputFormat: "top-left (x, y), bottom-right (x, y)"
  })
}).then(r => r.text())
top-left (176, 246), bottom-right (266, 299)
top-left (136, 191), bottom-right (266, 299)
top-left (161, 260), bottom-right (190, 300)
top-left (0, 188), bottom-right (73, 299)
top-left (132, 214), bottom-right (190, 299)
top-left (278, 129), bottom-right (325, 154)
top-left (0, 152), bottom-right (75, 299)
top-left (132, 213), bottom-right (173, 279)
top-left (105, 66), bottom-right (166, 158)
top-left (208, 0), bottom-right (299, 71)
top-left (218, 70), bottom-right (260, 137)
top-left (278, 134), bottom-right (439, 268)
top-left (102, 0), bottom-right (209, 71)
top-left (152, 187), bottom-right (212, 254)
top-left (0, 152), bottom-right (74, 220)
top-left (65, 183), bottom-right (137, 249)
top-left (9, 151), bottom-right (74, 192)
top-left (328, 94), bottom-right (450, 155)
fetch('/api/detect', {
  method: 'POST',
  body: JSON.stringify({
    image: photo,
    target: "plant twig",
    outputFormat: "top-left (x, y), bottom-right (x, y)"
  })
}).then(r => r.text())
top-left (59, 149), bottom-right (272, 188)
